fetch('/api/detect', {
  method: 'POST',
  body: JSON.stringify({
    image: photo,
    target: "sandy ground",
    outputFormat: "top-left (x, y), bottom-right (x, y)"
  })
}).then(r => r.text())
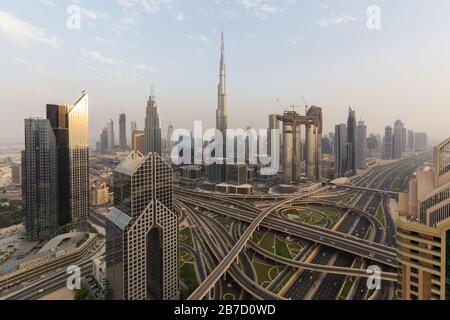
top-left (38, 287), bottom-right (75, 300)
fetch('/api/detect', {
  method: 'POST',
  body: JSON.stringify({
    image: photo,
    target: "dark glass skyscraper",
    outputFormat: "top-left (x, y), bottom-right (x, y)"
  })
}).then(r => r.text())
top-left (46, 92), bottom-right (89, 226)
top-left (22, 119), bottom-right (59, 239)
top-left (119, 112), bottom-right (127, 149)
top-left (346, 107), bottom-right (358, 175)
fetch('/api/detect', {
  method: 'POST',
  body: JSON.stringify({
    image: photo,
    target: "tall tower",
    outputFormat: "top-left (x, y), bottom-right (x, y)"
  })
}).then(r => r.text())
top-left (166, 123), bottom-right (174, 153)
top-left (305, 106), bottom-right (323, 181)
top-left (383, 126), bottom-right (393, 160)
top-left (46, 92), bottom-right (89, 226)
top-left (357, 120), bottom-right (367, 169)
top-left (334, 124), bottom-right (347, 178)
top-left (119, 112), bottom-right (127, 149)
top-left (106, 151), bottom-right (179, 300)
top-left (107, 119), bottom-right (115, 151)
top-left (216, 32), bottom-right (228, 139)
top-left (144, 87), bottom-right (162, 155)
top-left (22, 119), bottom-right (59, 239)
top-left (346, 107), bottom-right (358, 175)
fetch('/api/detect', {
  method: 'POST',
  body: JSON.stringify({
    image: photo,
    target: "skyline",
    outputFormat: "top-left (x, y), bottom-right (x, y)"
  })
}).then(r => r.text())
top-left (1, 1), bottom-right (450, 145)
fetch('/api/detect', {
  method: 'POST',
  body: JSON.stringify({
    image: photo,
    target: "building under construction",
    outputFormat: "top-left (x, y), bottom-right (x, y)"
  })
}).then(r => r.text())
top-left (277, 106), bottom-right (323, 184)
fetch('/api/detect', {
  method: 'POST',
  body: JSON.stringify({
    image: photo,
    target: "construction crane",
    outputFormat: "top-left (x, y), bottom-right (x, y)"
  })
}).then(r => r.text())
top-left (276, 98), bottom-right (302, 114)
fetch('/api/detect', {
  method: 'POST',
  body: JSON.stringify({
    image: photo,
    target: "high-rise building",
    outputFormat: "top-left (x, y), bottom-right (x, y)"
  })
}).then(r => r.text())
top-left (415, 132), bottom-right (428, 152)
top-left (46, 92), bottom-right (89, 226)
top-left (402, 127), bottom-right (407, 153)
top-left (107, 119), bottom-right (115, 151)
top-left (408, 130), bottom-right (415, 152)
top-left (397, 137), bottom-right (450, 300)
top-left (383, 126), bottom-right (393, 160)
top-left (106, 151), bottom-right (179, 300)
top-left (357, 120), bottom-right (367, 169)
top-left (216, 32), bottom-right (228, 141)
top-left (346, 107), bottom-right (358, 175)
top-left (321, 136), bottom-right (331, 154)
top-left (393, 120), bottom-right (404, 159)
top-left (130, 120), bottom-right (137, 147)
top-left (119, 113), bottom-right (127, 149)
top-left (166, 123), bottom-right (174, 153)
top-left (268, 114), bottom-right (280, 158)
top-left (22, 119), bottom-right (59, 239)
top-left (226, 164), bottom-right (248, 186)
top-left (100, 127), bottom-right (108, 153)
top-left (334, 124), bottom-right (347, 178)
top-left (144, 88), bottom-right (162, 155)
top-left (367, 133), bottom-right (379, 152)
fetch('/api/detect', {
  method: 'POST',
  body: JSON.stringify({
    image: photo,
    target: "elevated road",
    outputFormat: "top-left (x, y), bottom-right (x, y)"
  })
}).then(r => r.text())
top-left (186, 186), bottom-right (331, 300)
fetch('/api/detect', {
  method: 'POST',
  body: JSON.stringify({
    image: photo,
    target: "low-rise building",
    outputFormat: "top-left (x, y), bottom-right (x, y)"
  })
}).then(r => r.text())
top-left (90, 182), bottom-right (109, 207)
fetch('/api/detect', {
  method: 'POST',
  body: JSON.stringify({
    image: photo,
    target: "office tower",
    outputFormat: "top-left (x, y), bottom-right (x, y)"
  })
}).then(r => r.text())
top-left (107, 119), bottom-right (115, 151)
top-left (357, 120), bottom-right (367, 169)
top-left (346, 107), bottom-right (358, 175)
top-left (144, 88), bottom-right (162, 155)
top-left (130, 120), bottom-right (137, 147)
top-left (10, 164), bottom-right (21, 185)
top-left (393, 120), bottom-right (404, 159)
top-left (328, 132), bottom-right (335, 154)
top-left (305, 106), bottom-right (322, 181)
top-left (402, 127), bottom-right (407, 153)
top-left (226, 164), bottom-right (248, 186)
top-left (119, 113), bottom-right (127, 149)
top-left (132, 130), bottom-right (145, 154)
top-left (106, 151), bottom-right (179, 300)
top-left (397, 137), bottom-right (450, 300)
top-left (268, 114), bottom-right (280, 158)
top-left (46, 92), bottom-right (89, 226)
top-left (100, 127), bottom-right (108, 153)
top-left (415, 132), bottom-right (428, 152)
top-left (166, 123), bottom-right (174, 153)
top-left (216, 32), bottom-right (228, 140)
top-left (321, 136), bottom-right (331, 154)
top-left (334, 124), bottom-right (347, 177)
top-left (22, 118), bottom-right (59, 239)
top-left (383, 126), bottom-right (393, 160)
top-left (408, 130), bottom-right (415, 152)
top-left (367, 134), bottom-right (379, 151)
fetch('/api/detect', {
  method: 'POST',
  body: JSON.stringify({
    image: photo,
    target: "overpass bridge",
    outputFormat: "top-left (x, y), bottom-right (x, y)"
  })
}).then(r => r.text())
top-left (339, 184), bottom-right (399, 197)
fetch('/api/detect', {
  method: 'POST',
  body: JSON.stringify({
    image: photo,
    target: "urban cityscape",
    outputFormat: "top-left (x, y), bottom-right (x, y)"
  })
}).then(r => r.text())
top-left (0, 0), bottom-right (450, 309)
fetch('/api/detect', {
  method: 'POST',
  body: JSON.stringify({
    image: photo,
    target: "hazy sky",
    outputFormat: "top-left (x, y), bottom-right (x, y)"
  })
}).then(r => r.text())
top-left (1, 0), bottom-right (450, 146)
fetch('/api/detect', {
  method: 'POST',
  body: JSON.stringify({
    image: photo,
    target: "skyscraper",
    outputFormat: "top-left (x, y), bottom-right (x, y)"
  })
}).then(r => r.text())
top-left (46, 92), bottom-right (89, 226)
top-left (107, 119), bottom-right (115, 151)
top-left (415, 132), bottom-right (428, 152)
top-left (166, 123), bottom-right (174, 153)
top-left (268, 114), bottom-right (280, 159)
top-left (106, 151), bottom-right (179, 300)
top-left (119, 112), bottom-right (127, 149)
top-left (346, 107), bottom-right (358, 175)
top-left (130, 120), bottom-right (137, 147)
top-left (216, 32), bottom-right (228, 139)
top-left (144, 88), bottom-right (162, 155)
top-left (22, 119), bottom-right (59, 239)
top-left (408, 130), bottom-right (415, 152)
top-left (393, 120), bottom-right (404, 159)
top-left (100, 127), bottom-right (108, 153)
top-left (334, 124), bottom-right (347, 178)
top-left (357, 120), bottom-right (367, 169)
top-left (383, 126), bottom-right (393, 160)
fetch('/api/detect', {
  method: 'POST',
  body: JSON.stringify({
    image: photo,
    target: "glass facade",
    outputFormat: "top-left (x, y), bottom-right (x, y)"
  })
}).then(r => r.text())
top-left (22, 119), bottom-right (59, 239)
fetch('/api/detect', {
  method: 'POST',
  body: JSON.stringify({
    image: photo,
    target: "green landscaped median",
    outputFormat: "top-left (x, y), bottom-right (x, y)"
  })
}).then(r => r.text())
top-left (180, 262), bottom-right (199, 300)
top-left (180, 227), bottom-right (193, 247)
top-left (259, 232), bottom-right (276, 253)
top-left (275, 237), bottom-right (292, 259)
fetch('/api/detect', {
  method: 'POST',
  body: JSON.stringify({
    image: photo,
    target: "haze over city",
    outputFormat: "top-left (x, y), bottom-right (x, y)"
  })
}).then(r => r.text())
top-left (1, 0), bottom-right (450, 145)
